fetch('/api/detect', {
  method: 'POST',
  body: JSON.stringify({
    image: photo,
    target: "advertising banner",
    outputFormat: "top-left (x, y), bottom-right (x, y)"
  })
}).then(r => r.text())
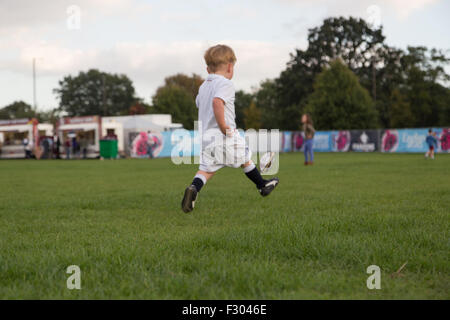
top-left (128, 130), bottom-right (201, 159)
top-left (435, 128), bottom-right (450, 153)
top-left (163, 130), bottom-right (200, 158)
top-left (281, 131), bottom-right (292, 153)
top-left (128, 131), bottom-right (164, 158)
top-left (398, 129), bottom-right (429, 153)
top-left (125, 127), bottom-right (449, 158)
top-left (313, 131), bottom-right (332, 152)
top-left (380, 128), bottom-right (449, 153)
top-left (330, 130), bottom-right (351, 152)
top-left (291, 131), bottom-right (304, 152)
top-left (380, 129), bottom-right (399, 152)
top-left (350, 130), bottom-right (379, 152)
top-left (381, 129), bottom-right (426, 153)
top-left (0, 118), bottom-right (33, 126)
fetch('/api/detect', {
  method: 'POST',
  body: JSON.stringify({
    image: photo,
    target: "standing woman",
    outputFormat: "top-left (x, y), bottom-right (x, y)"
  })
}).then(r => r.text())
top-left (302, 113), bottom-right (315, 165)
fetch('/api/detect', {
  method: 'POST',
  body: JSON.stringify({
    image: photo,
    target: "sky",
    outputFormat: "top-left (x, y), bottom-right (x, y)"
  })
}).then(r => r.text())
top-left (0, 0), bottom-right (449, 111)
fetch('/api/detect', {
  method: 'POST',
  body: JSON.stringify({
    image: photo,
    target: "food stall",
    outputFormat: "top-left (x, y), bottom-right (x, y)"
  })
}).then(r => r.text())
top-left (102, 115), bottom-right (182, 157)
top-left (0, 118), bottom-right (53, 159)
top-left (37, 123), bottom-right (57, 159)
top-left (57, 116), bottom-right (101, 159)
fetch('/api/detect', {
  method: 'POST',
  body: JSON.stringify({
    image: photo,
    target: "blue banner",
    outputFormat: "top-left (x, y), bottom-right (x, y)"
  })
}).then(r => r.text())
top-left (313, 131), bottom-right (332, 152)
top-left (380, 128), bottom-right (450, 153)
top-left (381, 129), bottom-right (425, 153)
top-left (281, 131), bottom-right (292, 153)
top-left (145, 127), bottom-right (449, 158)
top-left (330, 131), bottom-right (351, 152)
top-left (160, 130), bottom-right (200, 158)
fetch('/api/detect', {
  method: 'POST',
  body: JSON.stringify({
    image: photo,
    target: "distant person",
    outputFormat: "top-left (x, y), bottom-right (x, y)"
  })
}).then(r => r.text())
top-left (301, 113), bottom-right (315, 165)
top-left (54, 135), bottom-right (61, 159)
top-left (425, 129), bottom-right (437, 160)
top-left (106, 129), bottom-right (118, 140)
top-left (24, 137), bottom-right (33, 159)
top-left (72, 136), bottom-right (79, 158)
top-left (23, 137), bottom-right (29, 158)
top-left (65, 138), bottom-right (71, 159)
top-left (80, 136), bottom-right (88, 159)
top-left (42, 138), bottom-right (50, 159)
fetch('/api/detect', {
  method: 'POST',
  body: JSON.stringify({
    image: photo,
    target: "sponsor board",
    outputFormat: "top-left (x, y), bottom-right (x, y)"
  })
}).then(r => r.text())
top-left (331, 131), bottom-right (351, 152)
top-left (291, 131), bottom-right (304, 152)
top-left (129, 131), bottom-right (164, 158)
top-left (313, 131), bottom-right (332, 152)
top-left (350, 130), bottom-right (378, 152)
top-left (124, 128), bottom-right (450, 158)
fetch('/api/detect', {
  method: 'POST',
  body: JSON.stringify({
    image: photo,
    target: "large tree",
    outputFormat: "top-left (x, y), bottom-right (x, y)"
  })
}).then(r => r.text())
top-left (163, 73), bottom-right (204, 100)
top-left (152, 86), bottom-right (197, 130)
top-left (0, 101), bottom-right (36, 119)
top-left (243, 101), bottom-right (262, 130)
top-left (276, 17), bottom-right (385, 129)
top-left (151, 73), bottom-right (204, 130)
top-left (388, 89), bottom-right (414, 128)
top-left (254, 80), bottom-right (283, 129)
top-left (234, 90), bottom-right (254, 129)
top-left (36, 108), bottom-right (63, 125)
top-left (400, 47), bottom-right (450, 127)
top-left (54, 69), bottom-right (136, 116)
top-left (305, 60), bottom-right (378, 130)
top-left (259, 16), bottom-right (449, 129)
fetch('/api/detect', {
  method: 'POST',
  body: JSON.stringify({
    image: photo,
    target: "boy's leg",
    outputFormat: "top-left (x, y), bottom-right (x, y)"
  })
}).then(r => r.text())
top-left (242, 161), bottom-right (279, 197)
top-left (191, 170), bottom-right (215, 192)
top-left (182, 170), bottom-right (215, 213)
top-left (242, 161), bottom-right (266, 189)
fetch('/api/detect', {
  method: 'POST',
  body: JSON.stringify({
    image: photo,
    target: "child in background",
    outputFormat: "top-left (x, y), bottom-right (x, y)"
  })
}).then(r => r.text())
top-left (301, 114), bottom-right (315, 165)
top-left (425, 129), bottom-right (437, 159)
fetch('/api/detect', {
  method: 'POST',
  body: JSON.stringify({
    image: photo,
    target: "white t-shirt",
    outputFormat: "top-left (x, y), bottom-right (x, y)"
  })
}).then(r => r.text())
top-left (196, 74), bottom-right (236, 137)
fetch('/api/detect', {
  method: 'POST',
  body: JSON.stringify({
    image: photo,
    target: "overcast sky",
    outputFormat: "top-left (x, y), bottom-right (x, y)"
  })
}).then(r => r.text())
top-left (0, 0), bottom-right (449, 111)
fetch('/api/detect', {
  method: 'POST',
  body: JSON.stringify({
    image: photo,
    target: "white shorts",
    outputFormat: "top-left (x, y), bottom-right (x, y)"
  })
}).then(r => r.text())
top-left (199, 131), bottom-right (252, 172)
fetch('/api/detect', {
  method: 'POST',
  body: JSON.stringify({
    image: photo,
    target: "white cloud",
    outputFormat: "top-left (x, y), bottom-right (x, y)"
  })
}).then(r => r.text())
top-left (383, 0), bottom-right (439, 19)
top-left (278, 0), bottom-right (440, 19)
top-left (1, 38), bottom-right (294, 105)
top-left (0, 0), bottom-right (149, 32)
top-left (0, 0), bottom-right (446, 109)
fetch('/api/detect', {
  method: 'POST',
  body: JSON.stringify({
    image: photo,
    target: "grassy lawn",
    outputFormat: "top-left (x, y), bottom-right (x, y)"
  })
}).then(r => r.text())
top-left (0, 152), bottom-right (448, 299)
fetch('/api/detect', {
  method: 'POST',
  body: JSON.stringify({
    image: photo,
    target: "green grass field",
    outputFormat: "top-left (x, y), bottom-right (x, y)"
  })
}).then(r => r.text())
top-left (0, 153), bottom-right (448, 299)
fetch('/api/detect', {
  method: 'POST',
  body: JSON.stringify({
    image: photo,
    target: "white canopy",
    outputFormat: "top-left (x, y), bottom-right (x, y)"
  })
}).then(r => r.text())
top-left (58, 123), bottom-right (99, 131)
top-left (122, 116), bottom-right (164, 131)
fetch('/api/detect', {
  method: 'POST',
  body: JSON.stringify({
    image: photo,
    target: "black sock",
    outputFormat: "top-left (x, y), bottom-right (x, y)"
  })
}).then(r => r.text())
top-left (191, 177), bottom-right (204, 192)
top-left (245, 167), bottom-right (267, 189)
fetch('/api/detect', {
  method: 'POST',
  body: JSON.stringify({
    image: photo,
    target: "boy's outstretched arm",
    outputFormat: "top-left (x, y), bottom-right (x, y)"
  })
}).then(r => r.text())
top-left (213, 98), bottom-right (231, 136)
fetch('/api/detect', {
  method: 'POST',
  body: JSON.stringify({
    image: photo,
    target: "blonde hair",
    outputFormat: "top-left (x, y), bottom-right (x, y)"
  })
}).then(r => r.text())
top-left (204, 44), bottom-right (236, 72)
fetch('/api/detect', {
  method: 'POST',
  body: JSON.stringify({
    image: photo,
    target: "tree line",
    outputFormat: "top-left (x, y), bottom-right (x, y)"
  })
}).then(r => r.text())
top-left (1, 17), bottom-right (448, 130)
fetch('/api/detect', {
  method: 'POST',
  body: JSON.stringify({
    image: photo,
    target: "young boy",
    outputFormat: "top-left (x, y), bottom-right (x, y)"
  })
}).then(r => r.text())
top-left (181, 44), bottom-right (279, 213)
top-left (425, 129), bottom-right (437, 159)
